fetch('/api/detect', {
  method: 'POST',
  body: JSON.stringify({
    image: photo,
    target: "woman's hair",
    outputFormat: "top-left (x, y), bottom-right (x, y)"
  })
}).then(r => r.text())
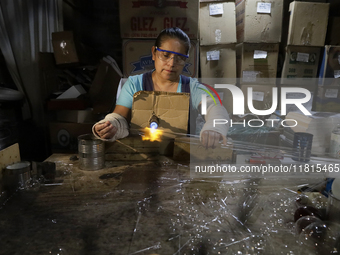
top-left (154, 27), bottom-right (191, 54)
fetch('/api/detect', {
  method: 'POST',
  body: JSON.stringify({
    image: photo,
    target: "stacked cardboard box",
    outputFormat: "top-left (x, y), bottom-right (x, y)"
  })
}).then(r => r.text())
top-left (119, 0), bottom-right (199, 78)
top-left (316, 46), bottom-right (340, 112)
top-left (198, 1), bottom-right (237, 113)
top-left (199, 1), bottom-right (237, 79)
top-left (280, 1), bottom-right (330, 154)
top-left (47, 57), bottom-right (123, 152)
top-left (199, 0), bottom-right (237, 113)
top-left (314, 0), bottom-right (340, 112)
top-left (235, 0), bottom-right (283, 113)
top-left (280, 1), bottom-right (329, 93)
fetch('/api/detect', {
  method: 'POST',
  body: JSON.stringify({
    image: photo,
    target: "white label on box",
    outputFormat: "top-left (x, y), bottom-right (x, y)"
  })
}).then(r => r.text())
top-left (207, 50), bottom-right (220, 61)
top-left (209, 3), bottom-right (223, 15)
top-left (325, 89), bottom-right (339, 98)
top-left (257, 3), bottom-right (271, 14)
top-left (253, 91), bottom-right (264, 102)
top-left (297, 52), bottom-right (309, 63)
top-left (335, 70), bottom-right (340, 79)
top-left (242, 71), bottom-right (259, 82)
top-left (254, 50), bottom-right (267, 59)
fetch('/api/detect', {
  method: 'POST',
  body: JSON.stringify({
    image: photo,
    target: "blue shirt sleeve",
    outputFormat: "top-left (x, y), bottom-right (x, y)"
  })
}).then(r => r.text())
top-left (116, 74), bottom-right (143, 109)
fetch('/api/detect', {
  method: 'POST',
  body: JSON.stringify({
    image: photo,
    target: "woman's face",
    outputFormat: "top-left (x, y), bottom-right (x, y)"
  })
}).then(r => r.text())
top-left (152, 38), bottom-right (187, 81)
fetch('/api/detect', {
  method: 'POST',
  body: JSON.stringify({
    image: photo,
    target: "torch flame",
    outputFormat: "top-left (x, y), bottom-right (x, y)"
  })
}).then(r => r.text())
top-left (142, 127), bottom-right (163, 142)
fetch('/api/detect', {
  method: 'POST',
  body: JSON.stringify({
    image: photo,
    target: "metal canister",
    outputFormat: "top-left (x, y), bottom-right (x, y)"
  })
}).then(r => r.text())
top-left (78, 134), bottom-right (105, 170)
top-left (4, 161), bottom-right (31, 190)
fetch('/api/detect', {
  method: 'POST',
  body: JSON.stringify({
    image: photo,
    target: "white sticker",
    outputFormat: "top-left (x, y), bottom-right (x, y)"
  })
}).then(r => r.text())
top-left (215, 29), bottom-right (222, 43)
top-left (325, 89), bottom-right (338, 98)
top-left (207, 50), bottom-right (220, 61)
top-left (242, 71), bottom-right (259, 82)
top-left (254, 50), bottom-right (267, 59)
top-left (257, 2), bottom-right (271, 14)
top-left (296, 52), bottom-right (309, 63)
top-left (209, 3), bottom-right (223, 15)
top-left (252, 91), bottom-right (264, 101)
top-left (335, 70), bottom-right (340, 79)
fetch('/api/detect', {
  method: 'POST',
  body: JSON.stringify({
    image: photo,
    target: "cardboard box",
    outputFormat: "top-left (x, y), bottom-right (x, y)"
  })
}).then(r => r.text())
top-left (235, 0), bottom-right (284, 43)
top-left (55, 110), bottom-right (97, 124)
top-left (287, 1), bottom-right (329, 46)
top-left (49, 122), bottom-right (93, 152)
top-left (199, 1), bottom-right (237, 45)
top-left (200, 44), bottom-right (237, 79)
top-left (52, 31), bottom-right (80, 65)
top-left (122, 39), bottom-right (199, 78)
top-left (240, 84), bottom-right (277, 113)
top-left (89, 56), bottom-right (123, 113)
top-left (281, 45), bottom-right (321, 86)
top-left (119, 0), bottom-right (198, 39)
top-left (236, 43), bottom-right (279, 84)
top-left (318, 46), bottom-right (340, 86)
top-left (278, 83), bottom-right (317, 94)
top-left (130, 91), bottom-right (189, 137)
top-left (315, 85), bottom-right (340, 112)
top-left (46, 98), bottom-right (91, 110)
top-left (325, 17), bottom-right (340, 46)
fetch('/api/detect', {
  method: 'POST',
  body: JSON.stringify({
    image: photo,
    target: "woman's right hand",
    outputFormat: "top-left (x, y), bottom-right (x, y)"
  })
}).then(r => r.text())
top-left (94, 121), bottom-right (118, 139)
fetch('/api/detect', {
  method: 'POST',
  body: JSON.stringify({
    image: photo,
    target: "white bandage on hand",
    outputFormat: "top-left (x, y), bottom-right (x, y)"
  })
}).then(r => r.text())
top-left (92, 113), bottom-right (129, 142)
top-left (200, 104), bottom-right (230, 141)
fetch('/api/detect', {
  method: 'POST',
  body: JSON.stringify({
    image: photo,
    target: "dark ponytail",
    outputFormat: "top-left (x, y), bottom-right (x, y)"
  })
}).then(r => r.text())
top-left (154, 27), bottom-right (191, 54)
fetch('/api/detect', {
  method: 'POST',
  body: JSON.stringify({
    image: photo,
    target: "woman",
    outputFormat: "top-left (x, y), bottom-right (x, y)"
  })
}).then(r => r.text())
top-left (93, 27), bottom-right (229, 148)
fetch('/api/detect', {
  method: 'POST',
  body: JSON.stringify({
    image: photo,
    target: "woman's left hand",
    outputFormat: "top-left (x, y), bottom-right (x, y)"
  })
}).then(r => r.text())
top-left (200, 130), bottom-right (227, 149)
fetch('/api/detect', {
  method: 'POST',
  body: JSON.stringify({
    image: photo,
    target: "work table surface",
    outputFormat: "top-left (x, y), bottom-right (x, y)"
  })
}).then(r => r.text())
top-left (0, 153), bottom-right (330, 254)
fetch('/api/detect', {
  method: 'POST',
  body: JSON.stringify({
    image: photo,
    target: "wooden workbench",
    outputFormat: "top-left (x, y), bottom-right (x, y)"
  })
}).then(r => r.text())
top-left (0, 153), bottom-right (330, 254)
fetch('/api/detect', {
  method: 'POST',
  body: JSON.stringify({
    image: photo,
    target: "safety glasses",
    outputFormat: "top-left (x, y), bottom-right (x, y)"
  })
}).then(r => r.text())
top-left (155, 47), bottom-right (188, 66)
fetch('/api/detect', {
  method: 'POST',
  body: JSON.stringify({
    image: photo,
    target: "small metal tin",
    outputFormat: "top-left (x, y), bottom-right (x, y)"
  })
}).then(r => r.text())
top-left (4, 161), bottom-right (31, 190)
top-left (78, 134), bottom-right (105, 170)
